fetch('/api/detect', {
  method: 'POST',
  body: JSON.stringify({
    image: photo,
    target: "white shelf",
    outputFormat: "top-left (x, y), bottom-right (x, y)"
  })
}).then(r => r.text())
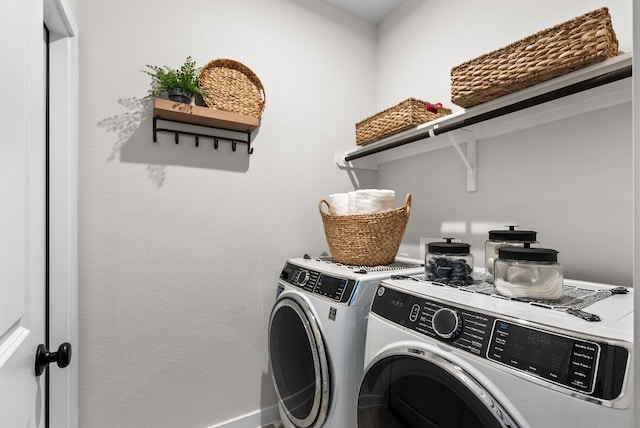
top-left (337, 53), bottom-right (632, 184)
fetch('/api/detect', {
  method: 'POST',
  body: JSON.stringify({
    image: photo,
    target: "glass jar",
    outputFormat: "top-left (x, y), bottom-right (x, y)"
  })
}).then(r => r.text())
top-left (494, 247), bottom-right (563, 300)
top-left (425, 239), bottom-right (474, 286)
top-left (485, 226), bottom-right (539, 275)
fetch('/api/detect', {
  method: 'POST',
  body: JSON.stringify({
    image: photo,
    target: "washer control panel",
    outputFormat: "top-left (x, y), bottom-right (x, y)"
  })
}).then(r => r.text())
top-left (371, 284), bottom-right (629, 401)
top-left (280, 262), bottom-right (356, 304)
top-left (488, 320), bottom-right (600, 394)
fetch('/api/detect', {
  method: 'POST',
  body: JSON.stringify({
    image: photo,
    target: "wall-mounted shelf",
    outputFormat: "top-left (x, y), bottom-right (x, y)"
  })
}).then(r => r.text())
top-left (152, 98), bottom-right (260, 154)
top-left (336, 53), bottom-right (632, 191)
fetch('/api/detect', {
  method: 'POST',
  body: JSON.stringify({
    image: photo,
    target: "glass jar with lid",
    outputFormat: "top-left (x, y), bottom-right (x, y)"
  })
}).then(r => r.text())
top-left (485, 226), bottom-right (540, 275)
top-left (425, 238), bottom-right (474, 286)
top-left (494, 247), bottom-right (563, 300)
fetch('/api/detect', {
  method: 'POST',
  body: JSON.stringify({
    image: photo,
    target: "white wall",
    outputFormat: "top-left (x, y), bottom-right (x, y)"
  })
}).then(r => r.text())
top-left (368, 0), bottom-right (634, 285)
top-left (76, 1), bottom-right (376, 426)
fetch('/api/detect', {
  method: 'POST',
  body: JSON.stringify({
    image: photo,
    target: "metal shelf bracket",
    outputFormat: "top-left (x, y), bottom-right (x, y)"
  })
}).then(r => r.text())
top-left (446, 130), bottom-right (476, 192)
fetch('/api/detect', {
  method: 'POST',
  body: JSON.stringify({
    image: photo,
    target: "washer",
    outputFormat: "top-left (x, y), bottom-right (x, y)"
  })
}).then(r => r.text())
top-left (268, 255), bottom-right (424, 428)
top-left (358, 277), bottom-right (633, 427)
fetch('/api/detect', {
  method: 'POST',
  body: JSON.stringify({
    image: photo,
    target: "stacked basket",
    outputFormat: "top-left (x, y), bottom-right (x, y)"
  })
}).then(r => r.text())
top-left (451, 7), bottom-right (619, 108)
top-left (356, 98), bottom-right (451, 146)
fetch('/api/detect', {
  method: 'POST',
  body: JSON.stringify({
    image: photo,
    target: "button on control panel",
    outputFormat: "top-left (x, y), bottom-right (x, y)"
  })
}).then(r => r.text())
top-left (409, 304), bottom-right (420, 322)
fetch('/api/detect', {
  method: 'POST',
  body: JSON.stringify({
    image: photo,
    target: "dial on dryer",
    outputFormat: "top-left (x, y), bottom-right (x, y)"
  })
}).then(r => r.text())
top-left (295, 270), bottom-right (310, 286)
top-left (431, 308), bottom-right (462, 339)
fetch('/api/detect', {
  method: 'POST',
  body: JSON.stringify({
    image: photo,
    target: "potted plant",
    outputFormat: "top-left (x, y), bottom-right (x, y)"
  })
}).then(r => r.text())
top-left (143, 56), bottom-right (202, 104)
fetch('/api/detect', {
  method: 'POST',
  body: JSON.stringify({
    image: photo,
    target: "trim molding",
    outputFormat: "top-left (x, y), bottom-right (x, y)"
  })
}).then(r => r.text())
top-left (44, 1), bottom-right (78, 427)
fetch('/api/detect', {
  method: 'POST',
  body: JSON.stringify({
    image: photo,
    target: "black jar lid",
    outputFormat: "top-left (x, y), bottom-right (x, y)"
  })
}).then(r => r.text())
top-left (488, 225), bottom-right (537, 242)
top-left (428, 238), bottom-right (470, 255)
top-left (498, 247), bottom-right (558, 262)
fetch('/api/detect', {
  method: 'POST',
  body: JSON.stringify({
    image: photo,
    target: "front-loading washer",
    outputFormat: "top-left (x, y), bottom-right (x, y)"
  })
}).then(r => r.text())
top-left (358, 277), bottom-right (633, 427)
top-left (268, 255), bottom-right (424, 428)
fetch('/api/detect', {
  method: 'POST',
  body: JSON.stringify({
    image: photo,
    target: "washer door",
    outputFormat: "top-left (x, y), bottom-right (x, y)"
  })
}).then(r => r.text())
top-left (269, 296), bottom-right (330, 427)
top-left (358, 349), bottom-right (519, 428)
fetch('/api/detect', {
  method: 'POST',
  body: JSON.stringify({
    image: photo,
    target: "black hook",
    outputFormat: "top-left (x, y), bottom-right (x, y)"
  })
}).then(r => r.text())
top-left (152, 117), bottom-right (158, 143)
top-left (152, 119), bottom-right (255, 155)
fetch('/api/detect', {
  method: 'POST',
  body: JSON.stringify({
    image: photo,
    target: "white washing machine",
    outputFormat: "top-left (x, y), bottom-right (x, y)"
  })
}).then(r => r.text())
top-left (268, 255), bottom-right (424, 428)
top-left (358, 277), bottom-right (634, 427)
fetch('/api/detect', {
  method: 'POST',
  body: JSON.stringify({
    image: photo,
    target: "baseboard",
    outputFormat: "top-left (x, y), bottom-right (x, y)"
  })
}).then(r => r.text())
top-left (208, 404), bottom-right (280, 428)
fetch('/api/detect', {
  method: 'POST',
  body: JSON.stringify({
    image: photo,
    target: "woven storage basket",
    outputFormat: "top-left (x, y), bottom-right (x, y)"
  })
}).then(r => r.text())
top-left (356, 98), bottom-right (451, 146)
top-left (319, 194), bottom-right (411, 266)
top-left (199, 59), bottom-right (266, 117)
top-left (451, 7), bottom-right (619, 108)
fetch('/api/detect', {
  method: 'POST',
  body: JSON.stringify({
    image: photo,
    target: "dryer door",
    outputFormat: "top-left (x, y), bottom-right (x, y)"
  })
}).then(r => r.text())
top-left (358, 349), bottom-right (519, 428)
top-left (269, 296), bottom-right (330, 427)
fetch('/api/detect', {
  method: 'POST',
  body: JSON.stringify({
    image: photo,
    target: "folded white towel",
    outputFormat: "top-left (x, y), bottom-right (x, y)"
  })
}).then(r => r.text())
top-left (354, 189), bottom-right (395, 214)
top-left (327, 193), bottom-right (349, 215)
top-left (326, 189), bottom-right (396, 215)
top-left (348, 191), bottom-right (356, 215)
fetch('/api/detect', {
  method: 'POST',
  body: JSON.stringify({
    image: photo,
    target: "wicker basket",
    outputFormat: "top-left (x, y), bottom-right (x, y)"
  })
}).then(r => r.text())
top-left (356, 98), bottom-right (451, 146)
top-left (199, 59), bottom-right (266, 117)
top-left (319, 194), bottom-right (411, 266)
top-left (451, 7), bottom-right (619, 108)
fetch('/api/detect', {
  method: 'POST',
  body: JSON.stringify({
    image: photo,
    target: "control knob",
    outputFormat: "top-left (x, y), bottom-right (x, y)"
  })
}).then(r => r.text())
top-left (431, 308), bottom-right (462, 340)
top-left (295, 270), bottom-right (310, 286)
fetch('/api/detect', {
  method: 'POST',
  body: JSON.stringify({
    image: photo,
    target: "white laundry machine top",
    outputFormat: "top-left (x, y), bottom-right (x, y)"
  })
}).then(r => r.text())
top-left (380, 276), bottom-right (633, 342)
top-left (278, 254), bottom-right (423, 306)
top-left (370, 276), bottom-right (633, 408)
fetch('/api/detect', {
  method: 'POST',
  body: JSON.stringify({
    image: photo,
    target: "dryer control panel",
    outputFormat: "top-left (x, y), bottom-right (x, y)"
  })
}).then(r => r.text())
top-left (371, 284), bottom-right (630, 402)
top-left (280, 262), bottom-right (357, 304)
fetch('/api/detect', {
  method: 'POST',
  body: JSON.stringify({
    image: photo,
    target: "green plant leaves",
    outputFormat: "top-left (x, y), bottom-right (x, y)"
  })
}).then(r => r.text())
top-left (142, 56), bottom-right (202, 98)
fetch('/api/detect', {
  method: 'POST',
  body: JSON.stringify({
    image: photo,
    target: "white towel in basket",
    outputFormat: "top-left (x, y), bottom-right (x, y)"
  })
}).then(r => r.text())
top-left (354, 189), bottom-right (395, 214)
top-left (327, 193), bottom-right (350, 215)
top-left (327, 189), bottom-right (396, 215)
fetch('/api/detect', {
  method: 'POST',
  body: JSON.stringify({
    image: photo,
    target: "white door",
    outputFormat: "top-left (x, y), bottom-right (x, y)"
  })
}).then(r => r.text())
top-left (0, 0), bottom-right (77, 427)
top-left (0, 0), bottom-right (48, 426)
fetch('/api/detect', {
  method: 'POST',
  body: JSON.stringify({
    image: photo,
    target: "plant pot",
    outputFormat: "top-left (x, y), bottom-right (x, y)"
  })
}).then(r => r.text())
top-left (167, 88), bottom-right (192, 104)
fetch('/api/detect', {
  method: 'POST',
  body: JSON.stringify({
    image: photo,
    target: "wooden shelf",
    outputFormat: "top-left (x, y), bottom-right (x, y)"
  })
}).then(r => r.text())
top-left (153, 98), bottom-right (259, 132)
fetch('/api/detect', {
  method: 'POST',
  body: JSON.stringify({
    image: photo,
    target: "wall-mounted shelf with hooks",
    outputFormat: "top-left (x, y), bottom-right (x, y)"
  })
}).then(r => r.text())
top-left (336, 53), bottom-right (632, 191)
top-left (152, 98), bottom-right (259, 154)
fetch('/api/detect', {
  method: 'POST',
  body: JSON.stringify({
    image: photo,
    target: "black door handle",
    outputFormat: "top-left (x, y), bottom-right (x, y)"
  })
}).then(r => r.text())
top-left (35, 342), bottom-right (72, 376)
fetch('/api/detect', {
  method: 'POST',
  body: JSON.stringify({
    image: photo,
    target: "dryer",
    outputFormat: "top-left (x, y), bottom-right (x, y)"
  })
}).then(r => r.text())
top-left (268, 255), bottom-right (423, 428)
top-left (358, 277), bottom-right (633, 427)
